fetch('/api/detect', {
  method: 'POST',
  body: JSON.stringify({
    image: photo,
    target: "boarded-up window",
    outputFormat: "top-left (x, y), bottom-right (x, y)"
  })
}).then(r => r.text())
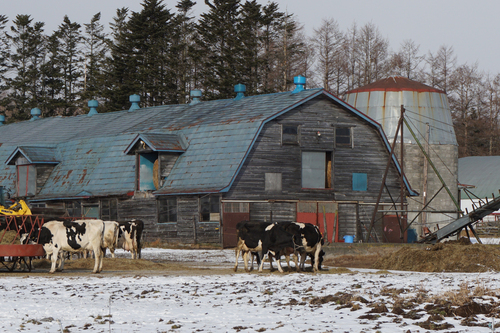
top-left (352, 173), bottom-right (368, 191)
top-left (302, 152), bottom-right (332, 189)
top-left (200, 195), bottom-right (220, 222)
top-left (158, 197), bottom-right (177, 223)
top-left (223, 202), bottom-right (249, 213)
top-left (335, 127), bottom-right (352, 147)
top-left (265, 173), bottom-right (282, 193)
top-left (17, 165), bottom-right (36, 196)
top-left (282, 124), bottom-right (299, 145)
top-left (101, 199), bottom-right (118, 221)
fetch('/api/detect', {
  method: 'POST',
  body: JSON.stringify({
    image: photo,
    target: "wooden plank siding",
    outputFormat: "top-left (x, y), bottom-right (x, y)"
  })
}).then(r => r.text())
top-left (224, 95), bottom-right (405, 242)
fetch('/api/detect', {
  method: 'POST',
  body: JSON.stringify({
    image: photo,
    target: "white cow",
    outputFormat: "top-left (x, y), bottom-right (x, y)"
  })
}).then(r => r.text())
top-left (102, 221), bottom-right (120, 258)
top-left (36, 220), bottom-right (105, 273)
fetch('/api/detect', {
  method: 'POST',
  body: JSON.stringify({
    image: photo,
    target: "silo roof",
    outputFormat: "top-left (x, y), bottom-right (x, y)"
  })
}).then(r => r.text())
top-left (346, 76), bottom-right (445, 94)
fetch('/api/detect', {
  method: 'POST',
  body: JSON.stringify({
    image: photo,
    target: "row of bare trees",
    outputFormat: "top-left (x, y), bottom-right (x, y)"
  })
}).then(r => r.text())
top-left (308, 18), bottom-right (500, 157)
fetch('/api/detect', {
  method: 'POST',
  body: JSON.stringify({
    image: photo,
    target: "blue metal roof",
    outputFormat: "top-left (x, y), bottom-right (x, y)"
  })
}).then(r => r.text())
top-left (458, 156), bottom-right (500, 199)
top-left (6, 146), bottom-right (59, 165)
top-left (0, 88), bottom-right (416, 199)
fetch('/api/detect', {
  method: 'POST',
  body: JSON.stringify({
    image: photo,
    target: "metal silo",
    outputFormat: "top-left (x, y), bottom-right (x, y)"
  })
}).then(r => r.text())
top-left (344, 76), bottom-right (459, 240)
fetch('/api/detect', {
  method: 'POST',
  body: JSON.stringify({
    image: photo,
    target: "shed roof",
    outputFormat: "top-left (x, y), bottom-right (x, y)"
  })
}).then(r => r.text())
top-left (0, 88), bottom-right (417, 199)
top-left (458, 156), bottom-right (500, 199)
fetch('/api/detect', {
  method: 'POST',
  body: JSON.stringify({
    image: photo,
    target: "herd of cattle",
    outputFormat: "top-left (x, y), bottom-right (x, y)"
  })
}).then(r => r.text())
top-left (234, 221), bottom-right (325, 273)
top-left (3, 218), bottom-right (326, 274)
top-left (18, 219), bottom-right (144, 273)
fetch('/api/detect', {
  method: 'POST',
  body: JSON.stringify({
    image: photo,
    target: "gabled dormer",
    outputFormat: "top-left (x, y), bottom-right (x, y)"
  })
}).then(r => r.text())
top-left (5, 146), bottom-right (59, 197)
top-left (124, 133), bottom-right (188, 191)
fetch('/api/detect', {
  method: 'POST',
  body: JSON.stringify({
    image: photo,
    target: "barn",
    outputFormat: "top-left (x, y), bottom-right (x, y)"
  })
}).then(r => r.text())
top-left (0, 76), bottom-right (417, 246)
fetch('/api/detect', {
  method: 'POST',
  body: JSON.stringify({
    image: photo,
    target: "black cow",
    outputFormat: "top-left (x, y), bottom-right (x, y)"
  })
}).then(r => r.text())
top-left (234, 221), bottom-right (302, 273)
top-left (278, 222), bottom-right (323, 272)
top-left (118, 219), bottom-right (144, 259)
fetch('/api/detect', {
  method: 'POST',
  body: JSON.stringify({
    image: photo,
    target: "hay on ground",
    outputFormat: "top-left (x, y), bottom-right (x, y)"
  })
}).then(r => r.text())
top-left (373, 239), bottom-right (500, 272)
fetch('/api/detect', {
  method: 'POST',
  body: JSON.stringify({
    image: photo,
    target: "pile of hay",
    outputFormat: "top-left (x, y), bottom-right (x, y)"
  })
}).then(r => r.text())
top-left (0, 231), bottom-right (20, 244)
top-left (373, 239), bottom-right (500, 272)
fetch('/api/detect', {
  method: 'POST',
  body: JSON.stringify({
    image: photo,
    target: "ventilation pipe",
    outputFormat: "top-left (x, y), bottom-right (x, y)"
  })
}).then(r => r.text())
top-left (0, 115), bottom-right (4, 126)
top-left (292, 75), bottom-right (306, 93)
top-left (30, 108), bottom-right (41, 121)
top-left (234, 84), bottom-right (246, 100)
top-left (88, 100), bottom-right (98, 116)
top-left (129, 94), bottom-right (140, 112)
top-left (190, 90), bottom-right (202, 105)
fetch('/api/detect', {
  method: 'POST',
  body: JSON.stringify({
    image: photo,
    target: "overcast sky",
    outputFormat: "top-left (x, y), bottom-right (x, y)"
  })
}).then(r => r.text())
top-left (2, 0), bottom-right (499, 74)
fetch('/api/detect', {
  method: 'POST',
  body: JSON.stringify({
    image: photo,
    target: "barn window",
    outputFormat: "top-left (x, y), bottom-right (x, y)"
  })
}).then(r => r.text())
top-left (200, 195), bottom-right (220, 222)
top-left (137, 152), bottom-right (159, 191)
top-left (82, 204), bottom-right (99, 218)
top-left (65, 201), bottom-right (82, 217)
top-left (352, 173), bottom-right (368, 191)
top-left (158, 196), bottom-right (177, 223)
top-left (301, 151), bottom-right (332, 189)
top-left (265, 173), bottom-right (282, 193)
top-left (335, 127), bottom-right (352, 147)
top-left (282, 124), bottom-right (300, 145)
top-left (101, 199), bottom-right (118, 221)
top-left (16, 164), bottom-right (36, 197)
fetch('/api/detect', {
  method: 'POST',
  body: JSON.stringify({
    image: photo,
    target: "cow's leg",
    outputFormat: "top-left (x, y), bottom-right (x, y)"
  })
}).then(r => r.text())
top-left (243, 250), bottom-right (251, 272)
top-left (92, 246), bottom-right (102, 273)
top-left (49, 248), bottom-right (59, 274)
top-left (299, 251), bottom-right (307, 270)
top-left (293, 252), bottom-right (299, 272)
top-left (57, 252), bottom-right (66, 272)
top-left (312, 245), bottom-right (322, 272)
top-left (274, 251), bottom-right (285, 273)
top-left (110, 247), bottom-right (115, 259)
top-left (234, 247), bottom-right (240, 272)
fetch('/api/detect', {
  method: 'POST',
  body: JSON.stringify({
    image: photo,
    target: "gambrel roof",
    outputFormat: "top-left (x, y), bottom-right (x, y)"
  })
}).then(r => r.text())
top-left (0, 87), bottom-right (417, 200)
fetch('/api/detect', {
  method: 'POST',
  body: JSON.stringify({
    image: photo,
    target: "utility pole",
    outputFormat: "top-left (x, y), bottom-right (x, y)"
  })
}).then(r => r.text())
top-left (422, 123), bottom-right (430, 232)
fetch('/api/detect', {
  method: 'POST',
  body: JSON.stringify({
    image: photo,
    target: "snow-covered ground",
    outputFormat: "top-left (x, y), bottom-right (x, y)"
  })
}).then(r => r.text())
top-left (1, 247), bottom-right (500, 332)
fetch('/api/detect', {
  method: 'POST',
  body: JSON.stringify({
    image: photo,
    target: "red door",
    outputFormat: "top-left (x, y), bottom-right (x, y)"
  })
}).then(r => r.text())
top-left (222, 202), bottom-right (250, 248)
top-left (383, 215), bottom-right (407, 243)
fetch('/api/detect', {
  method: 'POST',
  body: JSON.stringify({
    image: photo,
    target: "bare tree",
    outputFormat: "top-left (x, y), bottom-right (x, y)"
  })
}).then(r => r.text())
top-left (311, 18), bottom-right (344, 93)
top-left (483, 73), bottom-right (500, 155)
top-left (426, 45), bottom-right (456, 93)
top-left (448, 62), bottom-right (484, 156)
top-left (389, 39), bottom-right (424, 79)
top-left (355, 22), bottom-right (389, 85)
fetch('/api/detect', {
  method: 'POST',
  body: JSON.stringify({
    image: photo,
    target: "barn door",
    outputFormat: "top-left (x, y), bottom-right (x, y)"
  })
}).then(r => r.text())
top-left (383, 215), bottom-right (407, 243)
top-left (222, 202), bottom-right (249, 248)
top-left (296, 201), bottom-right (338, 243)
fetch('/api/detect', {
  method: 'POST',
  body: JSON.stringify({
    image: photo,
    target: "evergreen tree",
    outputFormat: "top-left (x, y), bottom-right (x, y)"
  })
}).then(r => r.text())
top-left (196, 0), bottom-right (243, 99)
top-left (103, 7), bottom-right (134, 111)
top-left (128, 0), bottom-right (174, 106)
top-left (171, 0), bottom-right (197, 104)
top-left (260, 2), bottom-right (284, 93)
top-left (238, 0), bottom-right (262, 95)
top-left (5, 15), bottom-right (46, 120)
top-left (0, 15), bottom-right (9, 92)
top-left (40, 31), bottom-right (65, 117)
top-left (57, 15), bottom-right (83, 115)
top-left (82, 12), bottom-right (108, 102)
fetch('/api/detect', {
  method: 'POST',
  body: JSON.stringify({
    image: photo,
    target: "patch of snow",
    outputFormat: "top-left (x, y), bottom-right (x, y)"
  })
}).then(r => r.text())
top-left (1, 248), bottom-right (499, 332)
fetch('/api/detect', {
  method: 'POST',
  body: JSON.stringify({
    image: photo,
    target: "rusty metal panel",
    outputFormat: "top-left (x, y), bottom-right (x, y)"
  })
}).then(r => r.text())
top-left (345, 76), bottom-right (457, 146)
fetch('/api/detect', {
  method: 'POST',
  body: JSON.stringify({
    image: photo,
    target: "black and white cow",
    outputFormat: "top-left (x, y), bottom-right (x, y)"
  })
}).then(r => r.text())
top-left (34, 220), bottom-right (105, 273)
top-left (234, 221), bottom-right (302, 273)
top-left (278, 222), bottom-right (323, 272)
top-left (102, 221), bottom-right (120, 258)
top-left (118, 219), bottom-right (144, 259)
